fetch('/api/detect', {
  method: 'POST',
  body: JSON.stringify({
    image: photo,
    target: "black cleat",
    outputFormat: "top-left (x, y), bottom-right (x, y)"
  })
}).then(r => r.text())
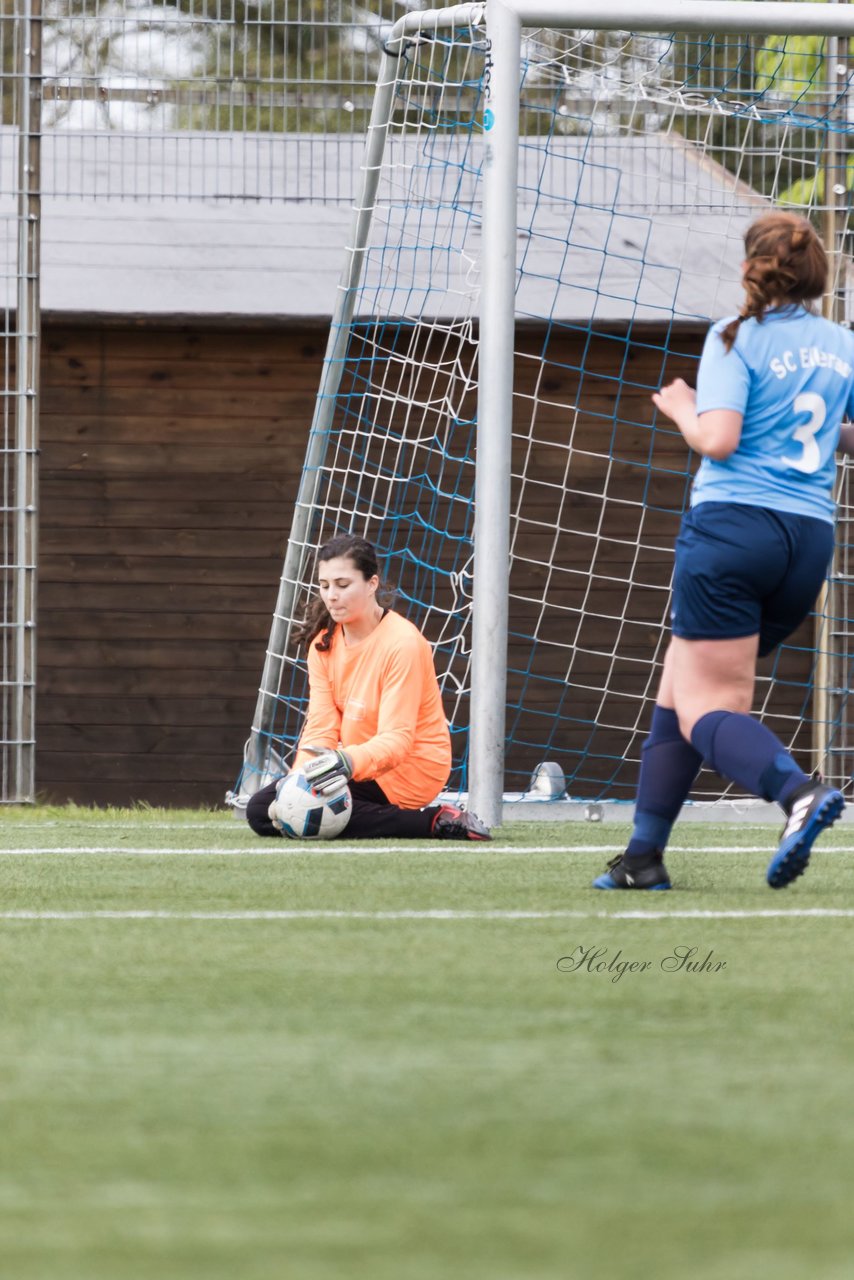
top-left (430, 804), bottom-right (492, 841)
top-left (593, 851), bottom-right (671, 891)
top-left (767, 781), bottom-right (844, 889)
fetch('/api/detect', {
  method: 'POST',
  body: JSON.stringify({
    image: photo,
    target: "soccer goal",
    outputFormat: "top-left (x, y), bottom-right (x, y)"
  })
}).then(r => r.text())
top-left (233, 0), bottom-right (854, 827)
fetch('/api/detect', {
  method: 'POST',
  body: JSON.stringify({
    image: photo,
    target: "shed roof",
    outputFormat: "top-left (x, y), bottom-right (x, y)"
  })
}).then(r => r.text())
top-left (0, 130), bottom-right (760, 325)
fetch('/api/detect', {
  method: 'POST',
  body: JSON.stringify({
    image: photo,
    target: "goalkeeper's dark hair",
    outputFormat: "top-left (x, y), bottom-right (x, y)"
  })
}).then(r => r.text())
top-left (293, 533), bottom-right (395, 652)
top-left (720, 211), bottom-right (827, 353)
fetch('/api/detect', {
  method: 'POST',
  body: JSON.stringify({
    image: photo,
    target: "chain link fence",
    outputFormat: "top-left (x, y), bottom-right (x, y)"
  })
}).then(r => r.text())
top-left (1, 0), bottom-right (39, 802)
top-left (4, 0), bottom-right (412, 205)
top-left (1, 0), bottom-right (414, 801)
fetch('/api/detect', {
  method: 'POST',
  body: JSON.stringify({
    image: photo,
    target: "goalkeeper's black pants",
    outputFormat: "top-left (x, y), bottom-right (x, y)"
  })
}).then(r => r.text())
top-left (247, 778), bottom-right (435, 840)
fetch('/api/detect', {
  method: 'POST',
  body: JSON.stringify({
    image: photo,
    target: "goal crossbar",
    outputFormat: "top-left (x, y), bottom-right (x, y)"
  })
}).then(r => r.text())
top-left (482, 1), bottom-right (854, 37)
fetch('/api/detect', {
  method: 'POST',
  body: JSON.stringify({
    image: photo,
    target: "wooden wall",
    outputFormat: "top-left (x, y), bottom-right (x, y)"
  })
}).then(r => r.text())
top-left (36, 320), bottom-right (813, 807)
top-left (39, 323), bottom-right (323, 806)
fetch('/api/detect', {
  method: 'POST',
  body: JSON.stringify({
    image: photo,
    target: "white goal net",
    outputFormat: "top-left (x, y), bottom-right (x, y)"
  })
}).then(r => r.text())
top-left (235, 6), bottom-right (854, 812)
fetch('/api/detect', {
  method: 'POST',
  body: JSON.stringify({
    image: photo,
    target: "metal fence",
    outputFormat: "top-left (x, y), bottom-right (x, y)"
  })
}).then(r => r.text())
top-left (4, 0), bottom-right (409, 205)
top-left (1, 0), bottom-right (406, 801)
top-left (2, 8), bottom-right (841, 205)
top-left (1, 0), bottom-right (39, 802)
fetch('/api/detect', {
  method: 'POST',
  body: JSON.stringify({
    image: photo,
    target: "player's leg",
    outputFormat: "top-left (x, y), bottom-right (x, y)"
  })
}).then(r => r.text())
top-left (595, 504), bottom-right (842, 889)
top-left (617, 629), bottom-right (839, 890)
top-left (675, 509), bottom-right (841, 886)
top-left (593, 644), bottom-right (702, 890)
top-left (742, 513), bottom-right (842, 886)
top-left (246, 776), bottom-right (427, 838)
top-left (247, 777), bottom-right (490, 841)
top-left (671, 630), bottom-right (807, 805)
top-left (246, 780), bottom-right (281, 837)
top-left (673, 634), bottom-right (843, 887)
top-left (342, 781), bottom-right (491, 841)
top-left (595, 503), bottom-right (754, 890)
top-left (248, 776), bottom-right (434, 839)
top-left (345, 779), bottom-right (433, 838)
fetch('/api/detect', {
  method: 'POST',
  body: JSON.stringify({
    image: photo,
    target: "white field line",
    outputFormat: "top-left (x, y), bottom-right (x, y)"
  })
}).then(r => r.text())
top-left (0, 823), bottom-right (227, 831)
top-left (2, 844), bottom-right (854, 857)
top-left (1, 908), bottom-right (854, 921)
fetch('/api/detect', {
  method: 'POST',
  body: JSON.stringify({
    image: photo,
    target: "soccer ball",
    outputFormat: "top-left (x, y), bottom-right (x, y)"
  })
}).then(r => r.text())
top-left (268, 770), bottom-right (352, 840)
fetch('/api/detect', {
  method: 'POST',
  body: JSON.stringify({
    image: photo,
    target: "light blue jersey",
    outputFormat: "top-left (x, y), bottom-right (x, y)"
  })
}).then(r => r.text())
top-left (693, 306), bottom-right (854, 524)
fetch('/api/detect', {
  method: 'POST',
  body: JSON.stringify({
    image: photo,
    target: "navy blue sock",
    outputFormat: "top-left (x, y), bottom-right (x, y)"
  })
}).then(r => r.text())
top-left (626, 706), bottom-right (703, 859)
top-left (690, 710), bottom-right (808, 807)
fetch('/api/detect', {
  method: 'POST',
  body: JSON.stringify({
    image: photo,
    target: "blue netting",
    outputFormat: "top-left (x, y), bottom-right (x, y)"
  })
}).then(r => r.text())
top-left (240, 23), bottom-right (854, 802)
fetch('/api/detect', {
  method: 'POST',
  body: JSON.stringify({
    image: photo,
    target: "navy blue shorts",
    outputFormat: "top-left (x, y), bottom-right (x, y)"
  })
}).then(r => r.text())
top-left (671, 502), bottom-right (834, 658)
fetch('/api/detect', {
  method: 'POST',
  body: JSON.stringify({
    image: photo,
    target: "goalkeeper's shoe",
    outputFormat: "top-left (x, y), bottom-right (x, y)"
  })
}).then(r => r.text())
top-left (593, 851), bottom-right (671, 891)
top-left (766, 781), bottom-right (844, 890)
top-left (430, 804), bottom-right (492, 841)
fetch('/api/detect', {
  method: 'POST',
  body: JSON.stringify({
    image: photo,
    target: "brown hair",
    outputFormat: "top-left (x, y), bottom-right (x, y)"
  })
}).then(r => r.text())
top-left (720, 211), bottom-right (828, 353)
top-left (292, 533), bottom-right (395, 652)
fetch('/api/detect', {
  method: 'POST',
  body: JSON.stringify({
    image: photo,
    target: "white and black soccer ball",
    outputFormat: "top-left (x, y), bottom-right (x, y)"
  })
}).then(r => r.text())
top-left (268, 770), bottom-right (352, 840)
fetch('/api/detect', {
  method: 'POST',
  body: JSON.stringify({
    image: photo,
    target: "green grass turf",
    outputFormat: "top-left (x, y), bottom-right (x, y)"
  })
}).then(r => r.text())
top-left (1, 807), bottom-right (854, 1279)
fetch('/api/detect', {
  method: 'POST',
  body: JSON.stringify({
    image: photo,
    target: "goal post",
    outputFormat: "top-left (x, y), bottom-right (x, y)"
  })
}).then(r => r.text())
top-left (474, 0), bottom-right (854, 824)
top-left (233, 1), bottom-right (854, 825)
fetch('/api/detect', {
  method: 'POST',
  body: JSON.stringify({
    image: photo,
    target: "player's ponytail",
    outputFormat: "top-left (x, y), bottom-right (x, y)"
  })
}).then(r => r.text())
top-left (720, 211), bottom-right (827, 353)
top-left (293, 533), bottom-right (395, 651)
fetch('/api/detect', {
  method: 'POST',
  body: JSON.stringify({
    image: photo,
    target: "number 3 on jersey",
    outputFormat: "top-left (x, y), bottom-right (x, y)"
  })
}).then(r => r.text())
top-left (782, 392), bottom-right (825, 474)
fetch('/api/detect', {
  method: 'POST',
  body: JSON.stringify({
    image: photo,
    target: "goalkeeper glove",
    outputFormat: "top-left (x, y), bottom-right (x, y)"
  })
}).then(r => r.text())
top-left (302, 746), bottom-right (354, 795)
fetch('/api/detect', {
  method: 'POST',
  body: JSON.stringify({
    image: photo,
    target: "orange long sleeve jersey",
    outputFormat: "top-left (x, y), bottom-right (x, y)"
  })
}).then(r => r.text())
top-left (294, 610), bottom-right (452, 809)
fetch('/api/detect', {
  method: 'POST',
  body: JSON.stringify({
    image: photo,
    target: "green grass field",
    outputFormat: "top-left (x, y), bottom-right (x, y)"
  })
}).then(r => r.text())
top-left (1, 806), bottom-right (853, 1280)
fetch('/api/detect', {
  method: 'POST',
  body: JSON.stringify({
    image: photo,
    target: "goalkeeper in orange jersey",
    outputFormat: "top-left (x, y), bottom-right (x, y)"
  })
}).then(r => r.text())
top-left (246, 533), bottom-right (491, 841)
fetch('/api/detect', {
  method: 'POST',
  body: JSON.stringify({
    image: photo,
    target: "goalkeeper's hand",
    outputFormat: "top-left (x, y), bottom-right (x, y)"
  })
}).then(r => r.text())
top-left (302, 746), bottom-right (354, 795)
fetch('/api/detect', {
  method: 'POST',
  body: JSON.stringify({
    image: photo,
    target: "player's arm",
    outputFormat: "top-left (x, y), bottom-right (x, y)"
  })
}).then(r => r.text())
top-left (837, 423), bottom-right (854, 456)
top-left (652, 378), bottom-right (743, 461)
top-left (294, 645), bottom-right (342, 769)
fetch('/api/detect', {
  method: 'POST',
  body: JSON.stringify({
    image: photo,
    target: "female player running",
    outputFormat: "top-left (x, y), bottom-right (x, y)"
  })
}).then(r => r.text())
top-left (595, 210), bottom-right (854, 891)
top-left (247, 533), bottom-right (491, 841)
